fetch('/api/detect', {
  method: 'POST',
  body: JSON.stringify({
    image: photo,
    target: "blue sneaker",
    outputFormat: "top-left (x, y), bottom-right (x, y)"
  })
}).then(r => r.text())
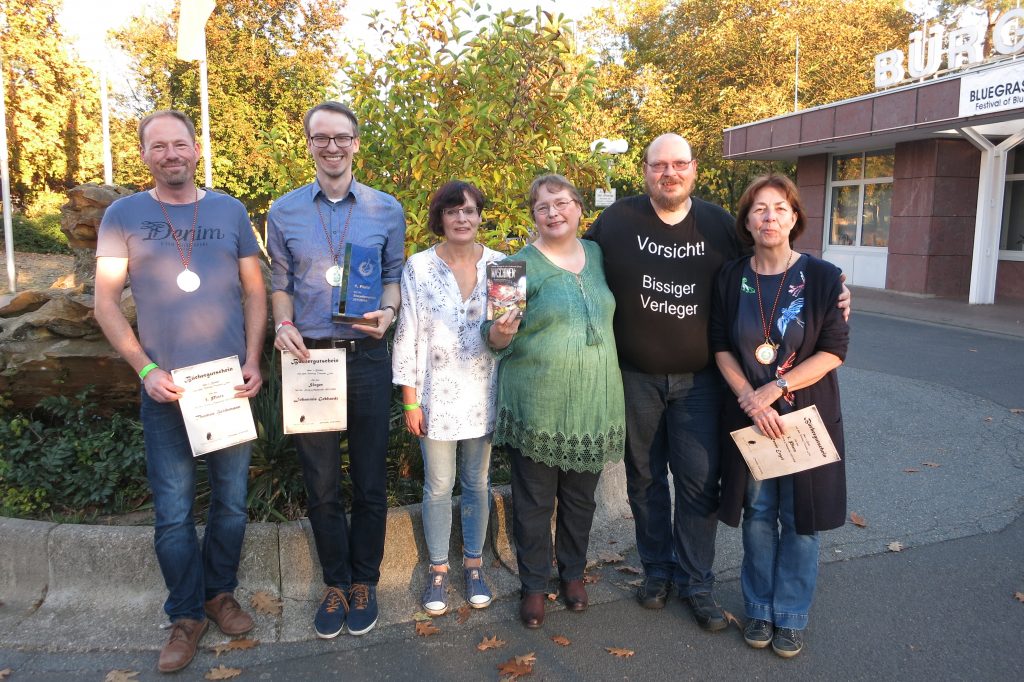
top-left (313, 586), bottom-right (348, 639)
top-left (422, 568), bottom-right (449, 616)
top-left (464, 567), bottom-right (492, 609)
top-left (346, 584), bottom-right (378, 636)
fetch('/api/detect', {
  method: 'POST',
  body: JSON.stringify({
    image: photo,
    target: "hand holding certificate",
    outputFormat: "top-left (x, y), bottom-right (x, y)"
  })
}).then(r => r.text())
top-left (729, 405), bottom-right (841, 481)
top-left (171, 356), bottom-right (258, 457)
top-left (281, 348), bottom-right (347, 434)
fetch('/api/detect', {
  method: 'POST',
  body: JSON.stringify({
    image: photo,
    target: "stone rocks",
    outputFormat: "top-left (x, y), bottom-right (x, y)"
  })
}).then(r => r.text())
top-left (59, 183), bottom-right (132, 289)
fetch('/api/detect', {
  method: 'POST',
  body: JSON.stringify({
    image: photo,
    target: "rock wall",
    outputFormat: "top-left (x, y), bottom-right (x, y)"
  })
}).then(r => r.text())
top-left (0, 185), bottom-right (139, 411)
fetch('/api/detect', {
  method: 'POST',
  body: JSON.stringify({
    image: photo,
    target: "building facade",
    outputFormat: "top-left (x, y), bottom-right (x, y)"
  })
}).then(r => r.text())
top-left (722, 59), bottom-right (1024, 303)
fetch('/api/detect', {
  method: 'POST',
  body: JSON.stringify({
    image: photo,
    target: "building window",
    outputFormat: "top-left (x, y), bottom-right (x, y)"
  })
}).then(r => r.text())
top-left (1001, 150), bottom-right (1024, 256)
top-left (827, 150), bottom-right (893, 248)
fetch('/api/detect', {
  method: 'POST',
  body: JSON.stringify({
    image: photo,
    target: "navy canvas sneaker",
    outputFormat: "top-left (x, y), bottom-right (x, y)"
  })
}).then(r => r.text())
top-left (347, 583), bottom-right (378, 636)
top-left (313, 586), bottom-right (348, 639)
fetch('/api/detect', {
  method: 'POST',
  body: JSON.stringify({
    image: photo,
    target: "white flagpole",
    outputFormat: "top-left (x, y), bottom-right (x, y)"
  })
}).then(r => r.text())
top-left (100, 63), bottom-right (113, 185)
top-left (199, 58), bottom-right (212, 188)
top-left (1, 46), bottom-right (15, 293)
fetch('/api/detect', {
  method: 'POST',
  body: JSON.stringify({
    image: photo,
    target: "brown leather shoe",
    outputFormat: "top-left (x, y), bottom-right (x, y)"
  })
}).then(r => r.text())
top-left (157, 617), bottom-right (208, 673)
top-left (204, 592), bottom-right (255, 636)
top-left (519, 593), bottom-right (545, 629)
top-left (560, 579), bottom-right (588, 612)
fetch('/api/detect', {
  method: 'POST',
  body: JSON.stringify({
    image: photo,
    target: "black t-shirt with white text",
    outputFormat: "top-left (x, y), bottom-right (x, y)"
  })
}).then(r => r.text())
top-left (584, 194), bottom-right (742, 374)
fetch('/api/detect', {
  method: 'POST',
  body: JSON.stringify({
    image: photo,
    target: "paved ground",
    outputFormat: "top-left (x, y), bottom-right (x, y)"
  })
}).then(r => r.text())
top-left (1, 289), bottom-right (1023, 680)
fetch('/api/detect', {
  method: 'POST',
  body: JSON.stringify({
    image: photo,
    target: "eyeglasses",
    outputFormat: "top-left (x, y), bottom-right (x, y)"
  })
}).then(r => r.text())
top-left (645, 159), bottom-right (695, 173)
top-left (442, 206), bottom-right (480, 218)
top-left (309, 134), bottom-right (356, 149)
top-left (532, 199), bottom-right (577, 216)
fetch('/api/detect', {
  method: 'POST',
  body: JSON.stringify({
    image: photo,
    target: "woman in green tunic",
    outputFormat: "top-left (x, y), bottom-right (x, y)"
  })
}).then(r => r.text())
top-left (484, 174), bottom-right (625, 629)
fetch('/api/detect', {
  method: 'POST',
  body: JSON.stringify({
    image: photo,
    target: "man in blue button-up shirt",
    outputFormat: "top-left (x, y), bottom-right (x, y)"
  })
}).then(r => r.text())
top-left (267, 101), bottom-right (406, 639)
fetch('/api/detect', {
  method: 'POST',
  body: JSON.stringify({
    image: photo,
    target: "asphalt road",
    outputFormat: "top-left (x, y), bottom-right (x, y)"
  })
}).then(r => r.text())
top-left (2, 312), bottom-right (1022, 681)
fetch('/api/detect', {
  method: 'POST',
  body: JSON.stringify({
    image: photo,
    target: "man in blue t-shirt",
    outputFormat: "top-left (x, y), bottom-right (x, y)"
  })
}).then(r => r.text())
top-left (266, 101), bottom-right (406, 640)
top-left (95, 110), bottom-right (267, 673)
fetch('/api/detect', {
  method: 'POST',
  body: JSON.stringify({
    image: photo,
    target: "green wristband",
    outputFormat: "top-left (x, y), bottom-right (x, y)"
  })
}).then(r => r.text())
top-left (138, 362), bottom-right (159, 381)
top-left (402, 402), bottom-right (420, 411)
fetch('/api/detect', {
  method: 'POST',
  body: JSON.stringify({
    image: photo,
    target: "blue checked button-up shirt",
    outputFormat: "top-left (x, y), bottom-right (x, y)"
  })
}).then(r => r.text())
top-left (267, 178), bottom-right (406, 340)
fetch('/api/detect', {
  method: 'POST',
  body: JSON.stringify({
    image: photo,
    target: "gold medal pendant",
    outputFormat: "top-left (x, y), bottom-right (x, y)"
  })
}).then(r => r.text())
top-left (754, 341), bottom-right (777, 365)
top-left (325, 265), bottom-right (343, 287)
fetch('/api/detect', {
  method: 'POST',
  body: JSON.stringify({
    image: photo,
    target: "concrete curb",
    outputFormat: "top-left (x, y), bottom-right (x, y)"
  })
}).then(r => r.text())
top-left (0, 468), bottom-right (633, 652)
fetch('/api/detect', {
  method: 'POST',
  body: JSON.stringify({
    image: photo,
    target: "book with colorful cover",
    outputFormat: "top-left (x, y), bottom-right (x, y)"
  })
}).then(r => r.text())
top-left (486, 261), bottom-right (526, 321)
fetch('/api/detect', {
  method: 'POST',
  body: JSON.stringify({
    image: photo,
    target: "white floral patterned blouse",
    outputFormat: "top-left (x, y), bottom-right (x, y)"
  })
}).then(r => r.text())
top-left (392, 244), bottom-right (504, 440)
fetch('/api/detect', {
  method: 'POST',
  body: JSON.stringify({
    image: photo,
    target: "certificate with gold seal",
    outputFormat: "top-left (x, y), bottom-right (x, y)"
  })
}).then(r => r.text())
top-left (281, 348), bottom-right (347, 434)
top-left (170, 355), bottom-right (258, 457)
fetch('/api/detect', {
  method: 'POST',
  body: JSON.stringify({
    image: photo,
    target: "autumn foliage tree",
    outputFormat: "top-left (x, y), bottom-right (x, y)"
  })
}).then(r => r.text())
top-left (339, 0), bottom-right (608, 254)
top-left (585, 0), bottom-right (915, 210)
top-left (1, 0), bottom-right (103, 211)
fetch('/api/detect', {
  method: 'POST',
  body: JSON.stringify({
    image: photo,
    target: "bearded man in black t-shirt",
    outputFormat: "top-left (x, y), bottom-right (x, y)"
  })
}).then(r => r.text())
top-left (584, 133), bottom-right (737, 632)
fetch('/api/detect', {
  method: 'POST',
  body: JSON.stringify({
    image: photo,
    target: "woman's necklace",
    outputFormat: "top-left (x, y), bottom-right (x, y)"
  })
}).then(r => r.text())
top-left (752, 250), bottom-right (793, 365)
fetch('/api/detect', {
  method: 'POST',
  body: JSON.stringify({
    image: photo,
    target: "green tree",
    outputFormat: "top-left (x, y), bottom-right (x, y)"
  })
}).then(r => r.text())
top-left (585, 0), bottom-right (914, 211)
top-left (1, 0), bottom-right (104, 210)
top-left (113, 0), bottom-right (346, 222)
top-left (336, 0), bottom-right (608, 253)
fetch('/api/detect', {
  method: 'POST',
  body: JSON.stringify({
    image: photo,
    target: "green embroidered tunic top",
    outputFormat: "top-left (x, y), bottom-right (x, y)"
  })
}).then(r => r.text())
top-left (483, 240), bottom-right (625, 473)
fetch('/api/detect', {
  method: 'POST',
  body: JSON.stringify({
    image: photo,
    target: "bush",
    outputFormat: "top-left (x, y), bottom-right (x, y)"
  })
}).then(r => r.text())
top-left (0, 391), bottom-right (148, 519)
top-left (0, 212), bottom-right (71, 255)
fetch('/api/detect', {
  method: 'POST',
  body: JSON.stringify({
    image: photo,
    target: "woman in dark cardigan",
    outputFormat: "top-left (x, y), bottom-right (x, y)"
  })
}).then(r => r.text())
top-left (709, 174), bottom-right (849, 659)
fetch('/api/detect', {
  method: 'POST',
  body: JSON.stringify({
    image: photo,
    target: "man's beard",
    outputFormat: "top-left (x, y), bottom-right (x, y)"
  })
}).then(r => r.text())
top-left (647, 175), bottom-right (693, 212)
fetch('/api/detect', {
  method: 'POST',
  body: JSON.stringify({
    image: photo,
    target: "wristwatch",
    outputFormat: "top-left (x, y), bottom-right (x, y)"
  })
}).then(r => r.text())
top-left (380, 305), bottom-right (398, 327)
top-left (775, 377), bottom-right (790, 397)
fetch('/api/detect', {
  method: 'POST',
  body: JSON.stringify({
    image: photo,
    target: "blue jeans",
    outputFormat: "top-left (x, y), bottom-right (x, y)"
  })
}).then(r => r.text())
top-left (420, 435), bottom-right (492, 566)
top-left (140, 391), bottom-right (251, 622)
top-left (294, 344), bottom-right (392, 588)
top-left (620, 364), bottom-right (724, 596)
top-left (508, 447), bottom-right (600, 594)
top-left (742, 475), bottom-right (820, 630)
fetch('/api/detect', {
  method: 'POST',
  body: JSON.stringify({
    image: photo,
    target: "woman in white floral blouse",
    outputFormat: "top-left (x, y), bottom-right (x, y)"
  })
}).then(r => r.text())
top-left (392, 180), bottom-right (504, 616)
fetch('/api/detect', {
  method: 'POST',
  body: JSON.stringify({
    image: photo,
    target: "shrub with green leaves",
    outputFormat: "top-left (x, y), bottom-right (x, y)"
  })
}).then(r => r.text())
top-left (0, 391), bottom-right (148, 519)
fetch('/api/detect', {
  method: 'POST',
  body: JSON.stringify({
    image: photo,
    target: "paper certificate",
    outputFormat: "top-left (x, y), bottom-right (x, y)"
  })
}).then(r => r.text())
top-left (281, 348), bottom-right (347, 434)
top-left (729, 405), bottom-right (841, 481)
top-left (170, 355), bottom-right (257, 458)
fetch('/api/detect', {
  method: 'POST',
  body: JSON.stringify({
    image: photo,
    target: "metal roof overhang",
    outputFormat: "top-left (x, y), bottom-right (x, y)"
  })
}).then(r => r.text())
top-left (721, 59), bottom-right (1024, 161)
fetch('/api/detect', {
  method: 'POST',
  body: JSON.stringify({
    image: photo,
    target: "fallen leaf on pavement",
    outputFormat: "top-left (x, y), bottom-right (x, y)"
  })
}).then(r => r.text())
top-left (551, 635), bottom-right (571, 646)
top-left (616, 565), bottom-right (642, 575)
top-left (104, 672), bottom-right (138, 682)
top-left (492, 559), bottom-right (501, 568)
top-left (1009, 408), bottom-right (1023, 415)
top-left (887, 541), bottom-right (905, 552)
top-left (456, 605), bottom-right (471, 624)
top-left (1014, 592), bottom-right (1024, 603)
top-left (0, 670), bottom-right (11, 681)
top-left (497, 653), bottom-right (537, 679)
top-left (250, 591), bottom-right (282, 616)
top-left (412, 610), bottom-right (432, 622)
top-left (903, 468), bottom-right (920, 473)
top-left (598, 551), bottom-right (624, 564)
top-left (722, 609), bottom-right (742, 629)
top-left (984, 416), bottom-right (993, 422)
top-left (922, 461), bottom-right (942, 468)
top-left (210, 638), bottom-right (259, 656)
top-left (583, 574), bottom-right (602, 585)
top-left (606, 646), bottom-right (635, 658)
top-left (626, 578), bottom-right (644, 587)
top-left (415, 620), bottom-right (440, 636)
top-left (477, 634), bottom-right (506, 651)
top-left (204, 666), bottom-right (242, 680)
top-left (850, 512), bottom-right (868, 528)
top-left (607, 539), bottom-right (617, 544)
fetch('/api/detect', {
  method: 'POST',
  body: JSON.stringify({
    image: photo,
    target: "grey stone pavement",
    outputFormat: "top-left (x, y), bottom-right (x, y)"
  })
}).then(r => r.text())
top-left (1, 286), bottom-right (1023, 680)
